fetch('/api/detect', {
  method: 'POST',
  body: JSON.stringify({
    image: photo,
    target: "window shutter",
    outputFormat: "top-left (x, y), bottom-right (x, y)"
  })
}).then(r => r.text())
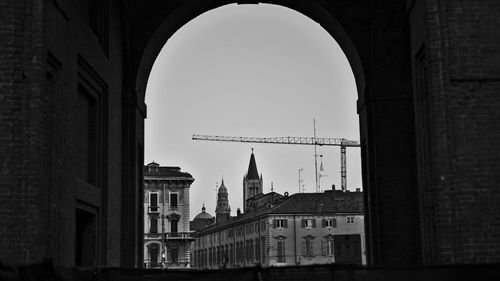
top-left (322, 219), bottom-right (326, 228)
top-left (301, 240), bottom-right (306, 256)
top-left (301, 219), bottom-right (306, 228)
top-left (310, 240), bottom-right (314, 256)
top-left (312, 219), bottom-right (316, 228)
top-left (333, 218), bottom-right (337, 228)
top-left (283, 219), bottom-right (288, 228)
top-left (322, 240), bottom-right (327, 256)
top-left (273, 219), bottom-right (277, 228)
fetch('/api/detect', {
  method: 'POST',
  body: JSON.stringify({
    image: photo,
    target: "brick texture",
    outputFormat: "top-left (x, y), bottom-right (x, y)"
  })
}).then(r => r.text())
top-left (1, 0), bottom-right (499, 268)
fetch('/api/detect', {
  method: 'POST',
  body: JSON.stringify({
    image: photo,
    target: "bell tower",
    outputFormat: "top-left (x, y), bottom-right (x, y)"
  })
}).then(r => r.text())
top-left (243, 149), bottom-right (263, 210)
top-left (215, 178), bottom-right (231, 222)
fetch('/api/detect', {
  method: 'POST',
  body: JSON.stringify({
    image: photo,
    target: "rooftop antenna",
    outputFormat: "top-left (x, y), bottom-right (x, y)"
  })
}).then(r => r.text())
top-left (319, 154), bottom-right (324, 172)
top-left (319, 154), bottom-right (326, 192)
top-left (313, 119), bottom-right (319, 193)
top-left (319, 173), bottom-right (327, 193)
top-left (271, 182), bottom-right (274, 192)
top-left (298, 168), bottom-right (304, 194)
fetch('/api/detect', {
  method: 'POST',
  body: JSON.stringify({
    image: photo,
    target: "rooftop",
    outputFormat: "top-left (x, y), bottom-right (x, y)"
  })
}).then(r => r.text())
top-left (194, 189), bottom-right (363, 235)
top-left (144, 162), bottom-right (193, 179)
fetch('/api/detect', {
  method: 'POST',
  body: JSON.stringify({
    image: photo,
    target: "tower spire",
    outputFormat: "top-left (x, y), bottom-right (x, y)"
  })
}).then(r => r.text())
top-left (215, 176), bottom-right (230, 223)
top-left (243, 149), bottom-right (263, 210)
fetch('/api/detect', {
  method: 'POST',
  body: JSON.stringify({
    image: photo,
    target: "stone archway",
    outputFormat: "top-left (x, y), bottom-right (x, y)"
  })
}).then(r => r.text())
top-left (126, 0), bottom-right (419, 266)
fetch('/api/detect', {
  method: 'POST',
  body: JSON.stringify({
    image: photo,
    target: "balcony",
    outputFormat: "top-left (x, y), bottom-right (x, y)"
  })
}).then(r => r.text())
top-left (148, 206), bottom-right (159, 214)
top-left (144, 261), bottom-right (163, 268)
top-left (145, 232), bottom-right (162, 239)
top-left (164, 232), bottom-right (194, 241)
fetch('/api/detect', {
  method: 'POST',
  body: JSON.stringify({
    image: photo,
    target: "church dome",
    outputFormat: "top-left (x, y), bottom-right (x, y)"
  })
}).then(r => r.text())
top-left (194, 205), bottom-right (213, 219)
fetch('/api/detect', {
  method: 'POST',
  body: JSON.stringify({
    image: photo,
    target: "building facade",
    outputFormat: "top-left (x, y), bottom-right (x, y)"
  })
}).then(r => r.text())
top-left (191, 151), bottom-right (365, 269)
top-left (143, 162), bottom-right (194, 268)
top-left (191, 189), bottom-right (365, 269)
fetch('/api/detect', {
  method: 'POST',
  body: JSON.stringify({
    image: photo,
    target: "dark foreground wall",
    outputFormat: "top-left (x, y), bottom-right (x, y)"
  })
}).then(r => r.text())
top-left (1, 0), bottom-right (500, 268)
top-left (2, 262), bottom-right (500, 281)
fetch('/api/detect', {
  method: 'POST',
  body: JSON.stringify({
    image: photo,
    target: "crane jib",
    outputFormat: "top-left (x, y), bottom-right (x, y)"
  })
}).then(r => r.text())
top-left (192, 134), bottom-right (360, 192)
top-left (192, 134), bottom-right (360, 147)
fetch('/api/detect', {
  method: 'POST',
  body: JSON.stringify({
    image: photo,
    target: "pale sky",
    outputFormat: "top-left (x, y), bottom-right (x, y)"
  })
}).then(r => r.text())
top-left (145, 4), bottom-right (361, 220)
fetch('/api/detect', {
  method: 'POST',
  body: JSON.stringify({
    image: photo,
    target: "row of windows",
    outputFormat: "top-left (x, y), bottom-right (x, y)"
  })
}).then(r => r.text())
top-left (275, 238), bottom-right (336, 263)
top-left (148, 218), bottom-right (179, 234)
top-left (234, 220), bottom-right (266, 237)
top-left (273, 217), bottom-right (355, 229)
top-left (146, 245), bottom-right (179, 265)
top-left (193, 237), bottom-right (266, 268)
top-left (195, 237), bottom-right (345, 267)
top-left (148, 192), bottom-right (179, 210)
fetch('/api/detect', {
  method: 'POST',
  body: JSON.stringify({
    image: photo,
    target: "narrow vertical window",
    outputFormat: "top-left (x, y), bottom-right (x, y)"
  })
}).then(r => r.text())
top-left (150, 217), bottom-right (158, 233)
top-left (75, 208), bottom-right (97, 266)
top-left (302, 238), bottom-right (315, 257)
top-left (149, 193), bottom-right (158, 212)
top-left (277, 239), bottom-right (286, 263)
top-left (170, 193), bottom-right (178, 208)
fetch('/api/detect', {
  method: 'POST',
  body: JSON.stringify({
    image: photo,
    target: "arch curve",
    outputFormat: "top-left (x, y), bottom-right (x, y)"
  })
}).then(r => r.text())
top-left (135, 0), bottom-right (365, 105)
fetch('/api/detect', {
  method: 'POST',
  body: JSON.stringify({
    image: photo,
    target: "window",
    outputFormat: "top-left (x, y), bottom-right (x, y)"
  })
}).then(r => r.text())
top-left (261, 221), bottom-right (266, 230)
top-left (76, 56), bottom-right (107, 188)
top-left (245, 241), bottom-right (250, 261)
top-left (322, 239), bottom-right (334, 256)
top-left (302, 219), bottom-right (316, 228)
top-left (170, 248), bottom-right (178, 263)
top-left (346, 216), bottom-right (355, 224)
top-left (302, 238), bottom-right (314, 257)
top-left (76, 85), bottom-right (98, 185)
top-left (75, 208), bottom-right (97, 266)
top-left (273, 219), bottom-right (288, 228)
top-left (170, 219), bottom-right (178, 234)
top-left (249, 240), bottom-right (254, 261)
top-left (255, 238), bottom-right (260, 262)
top-left (150, 217), bottom-right (158, 233)
top-left (277, 239), bottom-right (286, 263)
top-left (149, 193), bottom-right (158, 212)
top-left (149, 245), bottom-right (159, 265)
top-left (322, 218), bottom-right (337, 228)
top-left (170, 193), bottom-right (178, 208)
top-left (261, 236), bottom-right (266, 263)
top-left (230, 243), bottom-right (234, 265)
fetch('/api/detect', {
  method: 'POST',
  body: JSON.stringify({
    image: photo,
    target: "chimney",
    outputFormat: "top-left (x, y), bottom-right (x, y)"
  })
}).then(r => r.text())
top-left (332, 184), bottom-right (336, 191)
top-left (356, 188), bottom-right (361, 192)
top-left (237, 208), bottom-right (241, 217)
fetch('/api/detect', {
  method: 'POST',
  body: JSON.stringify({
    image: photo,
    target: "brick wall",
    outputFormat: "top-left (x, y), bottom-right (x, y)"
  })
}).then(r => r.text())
top-left (0, 0), bottom-right (135, 267)
top-left (409, 0), bottom-right (500, 264)
top-left (0, 0), bottom-right (47, 263)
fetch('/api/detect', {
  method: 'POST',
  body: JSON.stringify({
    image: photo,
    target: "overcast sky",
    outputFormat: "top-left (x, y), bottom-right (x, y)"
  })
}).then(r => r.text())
top-left (145, 3), bottom-right (361, 220)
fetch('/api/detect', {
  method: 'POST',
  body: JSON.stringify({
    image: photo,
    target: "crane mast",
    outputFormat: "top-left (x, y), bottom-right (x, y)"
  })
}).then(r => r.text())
top-left (192, 134), bottom-right (360, 192)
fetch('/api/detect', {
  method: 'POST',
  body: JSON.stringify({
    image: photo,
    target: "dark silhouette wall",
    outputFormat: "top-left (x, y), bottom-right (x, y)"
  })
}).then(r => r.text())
top-left (1, 0), bottom-right (499, 267)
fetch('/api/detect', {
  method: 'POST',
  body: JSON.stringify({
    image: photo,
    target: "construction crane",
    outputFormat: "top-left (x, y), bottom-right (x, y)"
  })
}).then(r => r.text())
top-left (192, 134), bottom-right (360, 192)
